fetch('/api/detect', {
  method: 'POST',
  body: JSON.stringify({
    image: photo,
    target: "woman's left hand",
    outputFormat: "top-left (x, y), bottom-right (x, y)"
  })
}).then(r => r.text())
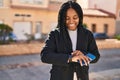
top-left (72, 50), bottom-right (90, 66)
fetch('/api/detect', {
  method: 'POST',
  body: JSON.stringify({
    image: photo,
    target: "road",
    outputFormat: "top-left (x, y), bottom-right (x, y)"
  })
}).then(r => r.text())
top-left (89, 48), bottom-right (120, 72)
top-left (0, 48), bottom-right (120, 80)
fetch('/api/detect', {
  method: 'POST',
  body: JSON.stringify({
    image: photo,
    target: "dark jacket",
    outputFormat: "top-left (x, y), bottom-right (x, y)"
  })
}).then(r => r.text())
top-left (41, 26), bottom-right (100, 80)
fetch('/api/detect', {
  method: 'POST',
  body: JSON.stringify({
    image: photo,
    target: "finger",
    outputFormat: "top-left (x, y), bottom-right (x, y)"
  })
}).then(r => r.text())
top-left (79, 55), bottom-right (88, 66)
top-left (84, 56), bottom-right (90, 64)
top-left (79, 59), bottom-right (83, 66)
top-left (82, 57), bottom-right (88, 66)
top-left (83, 56), bottom-right (90, 66)
top-left (77, 51), bottom-right (84, 55)
top-left (71, 55), bottom-right (79, 62)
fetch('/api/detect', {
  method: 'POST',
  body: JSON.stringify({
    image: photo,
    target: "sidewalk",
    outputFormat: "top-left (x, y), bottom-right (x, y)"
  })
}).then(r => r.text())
top-left (89, 69), bottom-right (120, 80)
top-left (0, 62), bottom-right (120, 80)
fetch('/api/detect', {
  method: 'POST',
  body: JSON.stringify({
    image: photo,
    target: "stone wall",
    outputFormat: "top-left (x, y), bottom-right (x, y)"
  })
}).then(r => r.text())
top-left (0, 39), bottom-right (120, 56)
top-left (0, 42), bottom-right (44, 56)
top-left (97, 39), bottom-right (120, 49)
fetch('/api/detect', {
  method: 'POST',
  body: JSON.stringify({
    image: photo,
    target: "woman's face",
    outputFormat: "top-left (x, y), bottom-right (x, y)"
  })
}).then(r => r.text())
top-left (66, 8), bottom-right (79, 31)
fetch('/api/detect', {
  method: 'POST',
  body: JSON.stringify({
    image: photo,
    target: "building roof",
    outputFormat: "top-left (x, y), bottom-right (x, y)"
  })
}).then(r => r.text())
top-left (83, 8), bottom-right (116, 18)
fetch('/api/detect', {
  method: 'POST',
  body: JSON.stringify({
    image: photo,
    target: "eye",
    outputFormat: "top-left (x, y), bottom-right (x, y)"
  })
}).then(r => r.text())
top-left (73, 16), bottom-right (78, 20)
top-left (66, 17), bottom-right (70, 20)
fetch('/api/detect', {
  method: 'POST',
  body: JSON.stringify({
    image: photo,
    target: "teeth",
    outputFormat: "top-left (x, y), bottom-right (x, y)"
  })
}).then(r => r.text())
top-left (69, 24), bottom-right (75, 26)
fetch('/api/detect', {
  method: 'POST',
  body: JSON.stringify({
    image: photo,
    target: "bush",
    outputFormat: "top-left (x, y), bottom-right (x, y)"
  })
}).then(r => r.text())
top-left (83, 23), bottom-right (88, 28)
top-left (0, 24), bottom-right (13, 44)
top-left (24, 33), bottom-right (35, 43)
top-left (114, 34), bottom-right (120, 40)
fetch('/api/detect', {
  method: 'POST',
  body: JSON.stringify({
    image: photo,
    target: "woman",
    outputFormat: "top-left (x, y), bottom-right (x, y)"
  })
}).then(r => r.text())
top-left (40, 1), bottom-right (100, 80)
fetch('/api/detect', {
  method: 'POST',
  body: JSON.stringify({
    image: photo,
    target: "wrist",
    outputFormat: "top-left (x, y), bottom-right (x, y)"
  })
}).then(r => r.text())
top-left (68, 55), bottom-right (72, 63)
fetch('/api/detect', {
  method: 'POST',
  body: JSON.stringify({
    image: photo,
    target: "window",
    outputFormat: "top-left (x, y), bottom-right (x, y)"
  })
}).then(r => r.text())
top-left (20, 0), bottom-right (33, 4)
top-left (34, 0), bottom-right (43, 4)
top-left (104, 24), bottom-right (108, 33)
top-left (34, 22), bottom-right (42, 39)
top-left (36, 22), bottom-right (42, 33)
top-left (91, 24), bottom-right (96, 33)
top-left (0, 0), bottom-right (3, 7)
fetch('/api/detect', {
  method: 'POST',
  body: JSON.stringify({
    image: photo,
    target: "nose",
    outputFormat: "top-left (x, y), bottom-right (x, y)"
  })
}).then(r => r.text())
top-left (69, 18), bottom-right (74, 23)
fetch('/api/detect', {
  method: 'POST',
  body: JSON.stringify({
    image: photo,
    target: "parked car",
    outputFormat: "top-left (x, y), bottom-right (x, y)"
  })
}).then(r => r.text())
top-left (9, 32), bottom-right (17, 41)
top-left (93, 33), bottom-right (109, 40)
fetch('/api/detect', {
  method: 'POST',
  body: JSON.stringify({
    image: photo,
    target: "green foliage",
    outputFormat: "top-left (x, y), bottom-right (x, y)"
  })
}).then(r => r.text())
top-left (24, 33), bottom-right (35, 43)
top-left (83, 23), bottom-right (88, 28)
top-left (0, 24), bottom-right (13, 32)
top-left (0, 24), bottom-right (13, 44)
top-left (115, 34), bottom-right (120, 40)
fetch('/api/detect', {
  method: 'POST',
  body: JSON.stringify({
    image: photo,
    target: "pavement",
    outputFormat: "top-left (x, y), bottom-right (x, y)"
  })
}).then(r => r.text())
top-left (0, 51), bottom-right (120, 80)
top-left (89, 69), bottom-right (120, 80)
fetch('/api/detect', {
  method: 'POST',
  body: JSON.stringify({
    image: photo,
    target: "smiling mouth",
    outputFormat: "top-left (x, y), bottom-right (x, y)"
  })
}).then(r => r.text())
top-left (69, 24), bottom-right (75, 27)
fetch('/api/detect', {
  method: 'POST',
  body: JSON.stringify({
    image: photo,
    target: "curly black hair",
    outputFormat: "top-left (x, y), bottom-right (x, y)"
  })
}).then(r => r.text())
top-left (57, 1), bottom-right (83, 30)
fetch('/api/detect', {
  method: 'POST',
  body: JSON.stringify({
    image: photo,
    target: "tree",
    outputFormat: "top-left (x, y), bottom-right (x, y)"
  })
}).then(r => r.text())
top-left (0, 24), bottom-right (13, 44)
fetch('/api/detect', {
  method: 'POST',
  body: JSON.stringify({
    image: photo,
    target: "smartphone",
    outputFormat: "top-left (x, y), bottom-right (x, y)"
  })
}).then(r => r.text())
top-left (86, 53), bottom-right (96, 61)
top-left (82, 53), bottom-right (96, 65)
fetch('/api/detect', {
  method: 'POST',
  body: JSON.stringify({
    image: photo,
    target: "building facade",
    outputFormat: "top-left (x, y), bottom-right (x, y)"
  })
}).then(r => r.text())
top-left (0, 0), bottom-right (116, 40)
top-left (0, 0), bottom-right (64, 40)
top-left (83, 9), bottom-right (115, 36)
top-left (88, 0), bottom-right (120, 34)
top-left (88, 0), bottom-right (117, 14)
top-left (116, 0), bottom-right (120, 34)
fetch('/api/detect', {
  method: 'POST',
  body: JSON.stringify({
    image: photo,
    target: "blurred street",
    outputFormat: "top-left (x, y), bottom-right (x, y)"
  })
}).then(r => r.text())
top-left (0, 48), bottom-right (120, 80)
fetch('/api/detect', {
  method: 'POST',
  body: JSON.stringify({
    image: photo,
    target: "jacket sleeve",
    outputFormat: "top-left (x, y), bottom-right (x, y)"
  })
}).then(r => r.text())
top-left (87, 31), bottom-right (100, 63)
top-left (40, 31), bottom-right (69, 66)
